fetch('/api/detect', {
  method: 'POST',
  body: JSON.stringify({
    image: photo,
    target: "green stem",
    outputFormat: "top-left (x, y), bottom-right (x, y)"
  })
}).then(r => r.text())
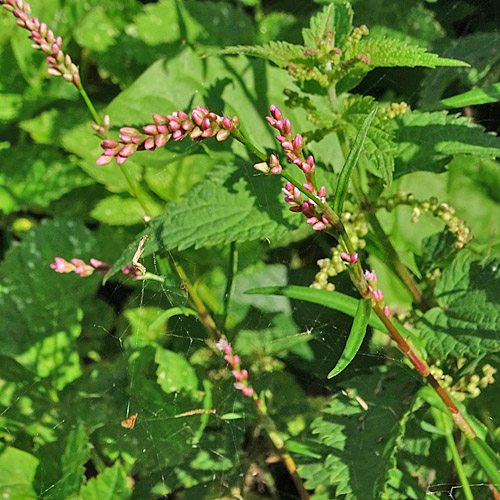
top-left (433, 409), bottom-right (474, 500)
top-left (117, 163), bottom-right (153, 217)
top-left (168, 254), bottom-right (310, 499)
top-left (221, 242), bottom-right (237, 329)
top-left (77, 84), bottom-right (101, 125)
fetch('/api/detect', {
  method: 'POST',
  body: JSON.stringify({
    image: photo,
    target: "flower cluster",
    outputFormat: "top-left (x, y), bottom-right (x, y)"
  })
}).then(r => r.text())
top-left (258, 105), bottom-right (330, 232)
top-left (97, 107), bottom-right (240, 166)
top-left (216, 338), bottom-right (261, 405)
top-left (364, 269), bottom-right (390, 316)
top-left (430, 361), bottom-right (497, 401)
top-left (50, 257), bottom-right (142, 278)
top-left (312, 211), bottom-right (368, 290)
top-left (377, 192), bottom-right (472, 249)
top-left (1, 0), bottom-right (80, 86)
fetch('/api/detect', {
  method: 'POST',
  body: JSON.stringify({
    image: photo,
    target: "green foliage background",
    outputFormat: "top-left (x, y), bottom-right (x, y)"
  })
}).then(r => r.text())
top-left (1, 0), bottom-right (500, 499)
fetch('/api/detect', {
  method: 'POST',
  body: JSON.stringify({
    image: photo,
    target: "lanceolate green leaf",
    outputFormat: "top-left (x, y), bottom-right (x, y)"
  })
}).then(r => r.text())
top-left (334, 106), bottom-right (378, 212)
top-left (246, 285), bottom-right (423, 350)
top-left (468, 438), bottom-right (500, 493)
top-left (440, 82), bottom-right (500, 107)
top-left (328, 298), bottom-right (371, 378)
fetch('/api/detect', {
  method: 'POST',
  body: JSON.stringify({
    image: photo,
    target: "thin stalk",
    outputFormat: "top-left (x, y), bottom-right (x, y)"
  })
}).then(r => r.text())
top-left (221, 242), bottom-right (237, 329)
top-left (117, 163), bottom-right (154, 217)
top-left (433, 409), bottom-right (474, 500)
top-left (369, 300), bottom-right (476, 438)
top-left (169, 255), bottom-right (310, 499)
top-left (365, 205), bottom-right (429, 310)
top-left (77, 83), bottom-right (101, 125)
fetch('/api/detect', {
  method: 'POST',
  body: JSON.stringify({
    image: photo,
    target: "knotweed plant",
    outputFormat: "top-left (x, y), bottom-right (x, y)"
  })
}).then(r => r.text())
top-left (2, 1), bottom-right (500, 500)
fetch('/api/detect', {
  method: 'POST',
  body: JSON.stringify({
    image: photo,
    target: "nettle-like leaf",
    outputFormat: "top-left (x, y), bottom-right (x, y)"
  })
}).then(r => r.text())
top-left (298, 368), bottom-right (417, 499)
top-left (215, 3), bottom-right (466, 90)
top-left (393, 111), bottom-right (500, 178)
top-left (0, 219), bottom-right (99, 388)
top-left (80, 463), bottom-right (131, 500)
top-left (106, 163), bottom-right (300, 280)
top-left (303, 1), bottom-right (353, 49)
top-left (342, 96), bottom-right (396, 185)
top-left (346, 37), bottom-right (468, 69)
top-left (418, 252), bottom-right (500, 360)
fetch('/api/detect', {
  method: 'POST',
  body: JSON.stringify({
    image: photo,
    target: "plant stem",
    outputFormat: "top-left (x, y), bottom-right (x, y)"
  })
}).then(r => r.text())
top-left (369, 300), bottom-right (476, 438)
top-left (168, 255), bottom-right (310, 499)
top-left (366, 208), bottom-right (430, 310)
top-left (78, 83), bottom-right (101, 125)
top-left (221, 241), bottom-right (237, 329)
top-left (433, 409), bottom-right (474, 500)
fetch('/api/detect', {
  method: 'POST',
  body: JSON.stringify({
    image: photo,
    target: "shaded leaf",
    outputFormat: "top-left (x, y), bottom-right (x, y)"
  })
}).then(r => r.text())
top-left (81, 463), bottom-right (131, 500)
top-left (299, 368), bottom-right (417, 499)
top-left (418, 252), bottom-right (500, 359)
top-left (155, 347), bottom-right (198, 394)
top-left (393, 111), bottom-right (500, 178)
top-left (0, 446), bottom-right (38, 500)
top-left (441, 82), bottom-right (500, 107)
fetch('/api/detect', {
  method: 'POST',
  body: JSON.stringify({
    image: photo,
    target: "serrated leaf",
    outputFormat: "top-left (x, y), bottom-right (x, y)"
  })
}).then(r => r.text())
top-left (299, 368), bottom-right (417, 499)
top-left (303, 3), bottom-right (353, 49)
top-left (342, 96), bottom-right (396, 185)
top-left (155, 347), bottom-right (198, 394)
top-left (418, 252), bottom-right (500, 359)
top-left (0, 446), bottom-right (38, 500)
top-left (335, 106), bottom-right (378, 211)
top-left (0, 219), bottom-right (99, 388)
top-left (105, 164), bottom-right (300, 280)
top-left (211, 40), bottom-right (306, 68)
top-left (0, 145), bottom-right (93, 213)
top-left (349, 37), bottom-right (469, 69)
top-left (52, 424), bottom-right (90, 499)
top-left (81, 463), bottom-right (131, 500)
top-left (393, 111), bottom-right (500, 178)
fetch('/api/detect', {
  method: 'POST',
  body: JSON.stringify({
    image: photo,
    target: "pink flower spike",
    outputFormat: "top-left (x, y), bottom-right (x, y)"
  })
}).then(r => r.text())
top-left (224, 344), bottom-right (232, 354)
top-left (322, 215), bottom-right (329, 226)
top-left (283, 118), bottom-right (291, 134)
top-left (293, 134), bottom-right (304, 150)
top-left (372, 289), bottom-right (384, 301)
top-left (384, 306), bottom-right (391, 316)
top-left (340, 252), bottom-right (351, 262)
top-left (215, 338), bottom-right (228, 351)
top-left (318, 186), bottom-right (327, 198)
top-left (306, 217), bottom-right (319, 225)
top-left (234, 382), bottom-right (245, 390)
top-left (241, 369), bottom-right (248, 379)
top-left (232, 370), bottom-right (242, 380)
top-left (96, 154), bottom-right (113, 166)
top-left (281, 141), bottom-right (293, 151)
top-left (302, 183), bottom-right (314, 193)
top-left (224, 354), bottom-right (232, 364)
top-left (242, 387), bottom-right (254, 396)
top-left (351, 253), bottom-right (358, 265)
top-left (222, 117), bottom-right (231, 129)
top-left (270, 105), bottom-right (283, 121)
top-left (313, 221), bottom-right (326, 231)
top-left (116, 155), bottom-right (128, 165)
top-left (269, 165), bottom-right (282, 175)
top-left (232, 355), bottom-right (240, 365)
top-left (50, 257), bottom-right (74, 273)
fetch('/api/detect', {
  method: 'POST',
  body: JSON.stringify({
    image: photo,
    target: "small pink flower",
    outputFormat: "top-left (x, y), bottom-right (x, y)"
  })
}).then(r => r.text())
top-left (313, 221), bottom-right (326, 231)
top-left (50, 257), bottom-right (74, 273)
top-left (242, 387), bottom-right (254, 396)
top-left (383, 306), bottom-right (391, 316)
